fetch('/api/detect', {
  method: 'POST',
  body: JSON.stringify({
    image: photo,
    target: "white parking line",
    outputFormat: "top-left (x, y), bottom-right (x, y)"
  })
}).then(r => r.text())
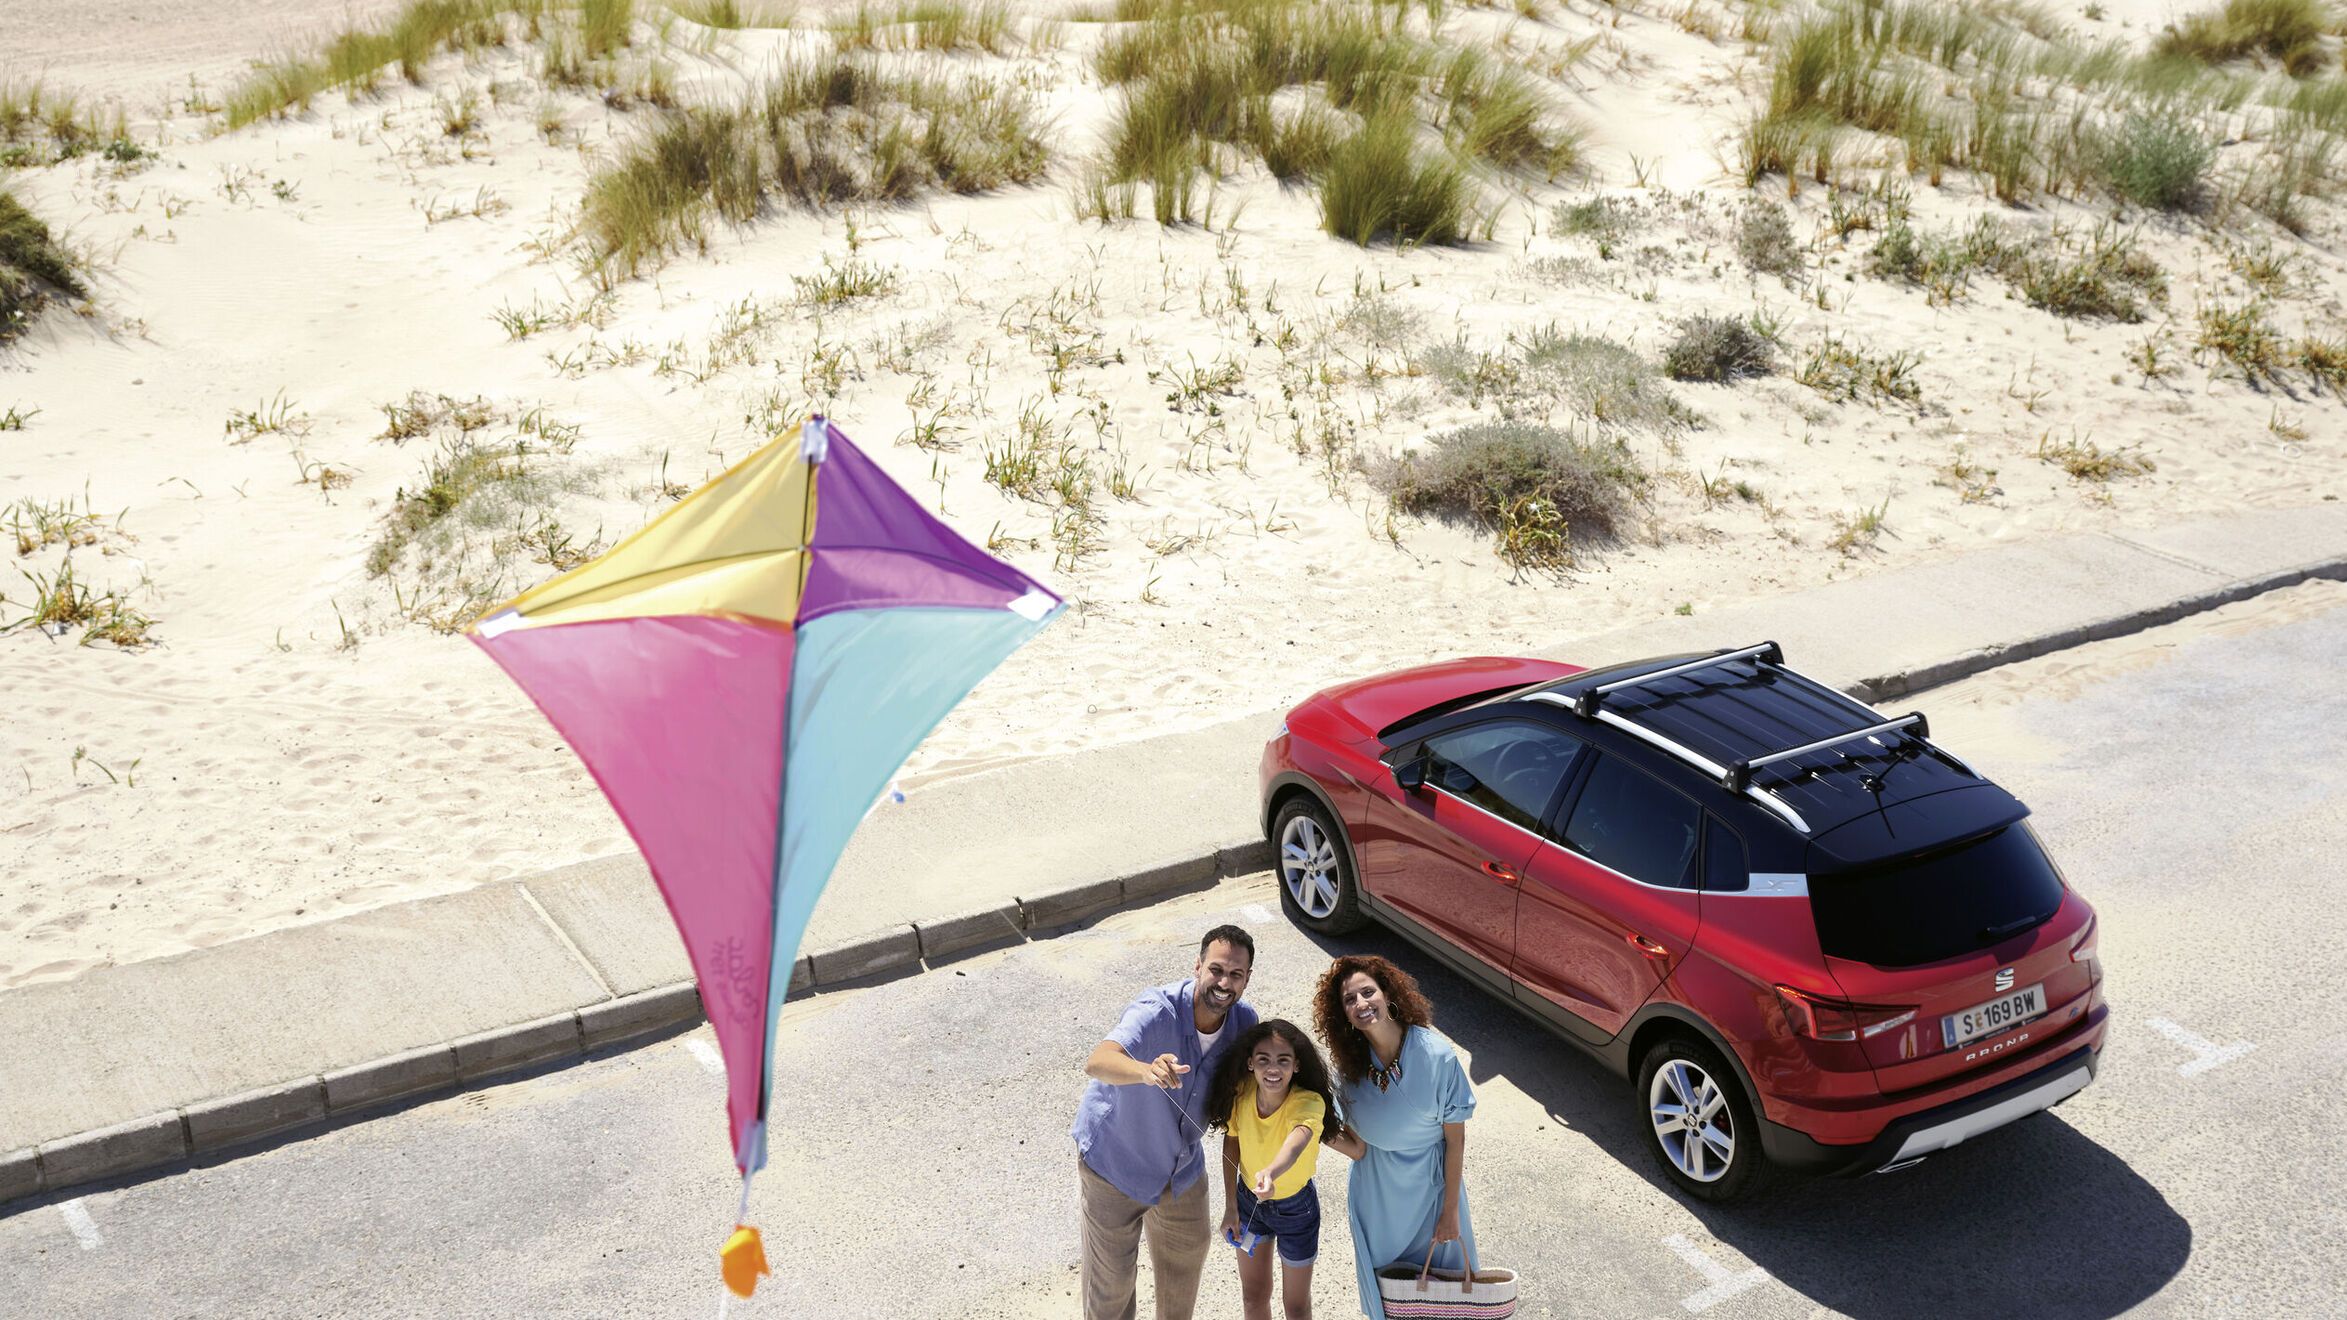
top-left (57, 1199), bottom-right (102, 1251)
top-left (1663, 1234), bottom-right (1769, 1312)
top-left (1242, 904), bottom-right (1276, 925)
top-left (2145, 1017), bottom-right (2257, 1077)
top-left (684, 1038), bottom-right (726, 1078)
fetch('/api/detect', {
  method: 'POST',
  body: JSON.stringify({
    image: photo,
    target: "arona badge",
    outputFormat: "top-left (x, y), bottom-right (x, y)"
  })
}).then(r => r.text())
top-left (1994, 967), bottom-right (2016, 992)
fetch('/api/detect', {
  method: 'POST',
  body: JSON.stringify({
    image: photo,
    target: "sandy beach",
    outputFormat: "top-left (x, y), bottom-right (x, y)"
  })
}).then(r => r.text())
top-left (4, 0), bottom-right (2340, 987)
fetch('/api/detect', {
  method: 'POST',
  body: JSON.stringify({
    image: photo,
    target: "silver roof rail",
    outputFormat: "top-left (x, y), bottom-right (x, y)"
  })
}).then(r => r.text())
top-left (1523, 692), bottom-right (1811, 833)
top-left (1571, 641), bottom-right (1783, 717)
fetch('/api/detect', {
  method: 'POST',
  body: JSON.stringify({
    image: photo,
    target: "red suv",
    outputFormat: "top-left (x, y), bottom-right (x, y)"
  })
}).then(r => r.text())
top-left (1258, 643), bottom-right (2106, 1200)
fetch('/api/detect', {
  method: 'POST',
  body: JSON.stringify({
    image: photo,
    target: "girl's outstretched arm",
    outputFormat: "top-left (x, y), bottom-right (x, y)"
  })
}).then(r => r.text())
top-left (1253, 1124), bottom-right (1314, 1194)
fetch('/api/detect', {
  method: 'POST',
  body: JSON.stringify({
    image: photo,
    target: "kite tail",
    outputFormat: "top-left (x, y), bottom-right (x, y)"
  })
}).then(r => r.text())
top-left (720, 1163), bottom-right (768, 1300)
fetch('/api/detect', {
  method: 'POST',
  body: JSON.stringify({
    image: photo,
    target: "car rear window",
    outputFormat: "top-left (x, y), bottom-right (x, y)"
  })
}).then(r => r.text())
top-left (1808, 826), bottom-right (2065, 967)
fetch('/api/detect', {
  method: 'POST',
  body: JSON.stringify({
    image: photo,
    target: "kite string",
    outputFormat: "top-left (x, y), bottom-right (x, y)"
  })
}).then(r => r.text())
top-left (1152, 1079), bottom-right (1266, 1247)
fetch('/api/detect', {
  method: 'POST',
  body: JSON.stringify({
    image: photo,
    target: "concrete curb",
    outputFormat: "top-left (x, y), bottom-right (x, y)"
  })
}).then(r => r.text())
top-left (1853, 552), bottom-right (2347, 702)
top-left (0, 840), bottom-right (1273, 1208)
top-left (10, 546), bottom-right (2341, 1208)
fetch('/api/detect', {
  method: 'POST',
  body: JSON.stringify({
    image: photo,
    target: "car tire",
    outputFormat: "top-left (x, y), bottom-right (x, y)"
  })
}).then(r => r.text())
top-left (1272, 796), bottom-right (1367, 935)
top-left (1637, 1035), bottom-right (1768, 1203)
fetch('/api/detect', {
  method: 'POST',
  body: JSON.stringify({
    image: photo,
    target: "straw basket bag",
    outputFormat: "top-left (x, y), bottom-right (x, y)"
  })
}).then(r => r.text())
top-left (1375, 1242), bottom-right (1518, 1318)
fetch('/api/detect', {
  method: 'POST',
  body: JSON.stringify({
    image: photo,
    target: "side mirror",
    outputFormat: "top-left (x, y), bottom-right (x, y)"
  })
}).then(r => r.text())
top-left (1392, 758), bottom-right (1426, 792)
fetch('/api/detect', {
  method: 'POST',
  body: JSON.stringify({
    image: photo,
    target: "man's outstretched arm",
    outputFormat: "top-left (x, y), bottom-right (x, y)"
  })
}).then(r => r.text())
top-left (1085, 1039), bottom-right (1189, 1088)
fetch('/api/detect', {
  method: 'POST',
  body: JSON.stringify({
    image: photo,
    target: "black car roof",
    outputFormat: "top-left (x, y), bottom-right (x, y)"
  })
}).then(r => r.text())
top-left (1513, 644), bottom-right (2028, 864)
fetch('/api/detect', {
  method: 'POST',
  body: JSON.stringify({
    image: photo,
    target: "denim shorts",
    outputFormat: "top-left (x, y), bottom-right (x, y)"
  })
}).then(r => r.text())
top-left (1233, 1180), bottom-right (1321, 1266)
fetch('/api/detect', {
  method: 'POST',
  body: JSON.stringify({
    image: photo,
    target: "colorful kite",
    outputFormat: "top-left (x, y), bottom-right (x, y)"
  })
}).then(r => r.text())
top-left (467, 416), bottom-right (1060, 1295)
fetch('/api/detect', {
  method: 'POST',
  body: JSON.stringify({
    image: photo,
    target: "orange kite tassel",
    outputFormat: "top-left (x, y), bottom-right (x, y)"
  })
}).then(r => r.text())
top-left (721, 1223), bottom-right (770, 1298)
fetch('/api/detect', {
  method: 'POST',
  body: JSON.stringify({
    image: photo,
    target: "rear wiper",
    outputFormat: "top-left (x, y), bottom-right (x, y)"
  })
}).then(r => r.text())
top-left (1977, 911), bottom-right (2047, 944)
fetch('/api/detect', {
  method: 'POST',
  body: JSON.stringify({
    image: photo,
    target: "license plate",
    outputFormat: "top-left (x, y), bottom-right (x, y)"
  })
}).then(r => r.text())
top-left (1942, 984), bottom-right (2045, 1049)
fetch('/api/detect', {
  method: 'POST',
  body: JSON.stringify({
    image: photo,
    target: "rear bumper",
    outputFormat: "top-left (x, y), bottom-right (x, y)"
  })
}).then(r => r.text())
top-left (1757, 1042), bottom-right (2100, 1177)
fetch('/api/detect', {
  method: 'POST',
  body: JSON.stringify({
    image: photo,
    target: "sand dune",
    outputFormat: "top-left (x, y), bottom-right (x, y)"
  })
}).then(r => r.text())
top-left (3, 0), bottom-right (2339, 986)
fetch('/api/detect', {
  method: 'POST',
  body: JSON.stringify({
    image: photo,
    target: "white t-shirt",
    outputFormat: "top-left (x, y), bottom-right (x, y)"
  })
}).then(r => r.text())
top-left (1197, 1020), bottom-right (1225, 1059)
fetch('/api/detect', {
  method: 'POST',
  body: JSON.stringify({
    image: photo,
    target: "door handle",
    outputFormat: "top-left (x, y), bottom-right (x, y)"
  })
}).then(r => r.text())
top-left (1481, 861), bottom-right (1520, 886)
top-left (1626, 933), bottom-right (1669, 958)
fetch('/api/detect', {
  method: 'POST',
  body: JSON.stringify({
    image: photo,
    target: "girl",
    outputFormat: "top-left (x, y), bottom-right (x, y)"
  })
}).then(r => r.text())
top-left (1209, 1018), bottom-right (1345, 1320)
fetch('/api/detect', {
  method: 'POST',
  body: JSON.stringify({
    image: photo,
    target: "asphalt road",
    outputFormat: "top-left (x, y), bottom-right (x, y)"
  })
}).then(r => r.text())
top-left (5, 580), bottom-right (2344, 1319)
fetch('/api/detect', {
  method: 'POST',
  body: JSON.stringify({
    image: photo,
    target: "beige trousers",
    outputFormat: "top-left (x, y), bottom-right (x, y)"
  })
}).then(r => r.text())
top-left (1078, 1159), bottom-right (1212, 1320)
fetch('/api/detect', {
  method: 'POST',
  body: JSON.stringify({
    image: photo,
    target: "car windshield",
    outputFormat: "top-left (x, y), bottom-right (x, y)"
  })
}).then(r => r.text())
top-left (1808, 826), bottom-right (2066, 967)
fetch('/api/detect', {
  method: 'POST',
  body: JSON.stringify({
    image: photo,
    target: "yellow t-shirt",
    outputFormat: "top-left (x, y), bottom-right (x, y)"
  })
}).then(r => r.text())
top-left (1232, 1078), bottom-right (1324, 1201)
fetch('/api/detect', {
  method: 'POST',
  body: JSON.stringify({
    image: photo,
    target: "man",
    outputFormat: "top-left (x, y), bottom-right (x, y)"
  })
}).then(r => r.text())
top-left (1072, 925), bottom-right (1258, 1320)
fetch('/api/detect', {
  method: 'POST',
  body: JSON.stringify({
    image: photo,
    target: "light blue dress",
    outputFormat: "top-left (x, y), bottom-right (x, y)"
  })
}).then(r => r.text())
top-left (1337, 1026), bottom-right (1478, 1320)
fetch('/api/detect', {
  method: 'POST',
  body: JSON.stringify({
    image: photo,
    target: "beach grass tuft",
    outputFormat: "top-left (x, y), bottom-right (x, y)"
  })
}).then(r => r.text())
top-left (1, 79), bottom-right (135, 166)
top-left (2155, 0), bottom-right (2326, 75)
top-left (1085, 0), bottom-right (1574, 236)
top-left (223, 0), bottom-right (578, 128)
top-left (1, 191), bottom-right (89, 341)
top-left (1320, 113), bottom-right (1481, 247)
top-left (579, 54), bottom-right (1045, 278)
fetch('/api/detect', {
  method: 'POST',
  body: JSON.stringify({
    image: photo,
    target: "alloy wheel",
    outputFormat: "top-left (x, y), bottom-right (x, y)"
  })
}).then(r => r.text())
top-left (1649, 1057), bottom-right (1735, 1183)
top-left (1279, 814), bottom-right (1341, 919)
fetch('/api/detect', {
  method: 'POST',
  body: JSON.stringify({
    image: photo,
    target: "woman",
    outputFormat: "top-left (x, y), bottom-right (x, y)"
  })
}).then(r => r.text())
top-left (1312, 955), bottom-right (1477, 1320)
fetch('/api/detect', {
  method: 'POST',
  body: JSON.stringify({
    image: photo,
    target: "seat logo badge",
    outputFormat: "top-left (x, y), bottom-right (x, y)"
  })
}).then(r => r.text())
top-left (1994, 968), bottom-right (2015, 992)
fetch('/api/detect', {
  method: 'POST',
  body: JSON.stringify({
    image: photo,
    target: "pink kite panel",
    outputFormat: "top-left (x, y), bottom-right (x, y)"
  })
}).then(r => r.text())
top-left (472, 614), bottom-right (794, 1165)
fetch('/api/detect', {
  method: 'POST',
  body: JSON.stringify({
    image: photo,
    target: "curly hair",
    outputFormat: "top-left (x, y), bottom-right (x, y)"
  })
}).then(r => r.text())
top-left (1312, 954), bottom-right (1436, 1085)
top-left (1205, 1019), bottom-right (1344, 1142)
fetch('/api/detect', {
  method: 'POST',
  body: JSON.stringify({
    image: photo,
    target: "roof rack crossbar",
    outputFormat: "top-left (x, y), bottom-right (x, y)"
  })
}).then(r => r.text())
top-left (1575, 641), bottom-right (1783, 717)
top-left (1523, 692), bottom-right (1811, 832)
top-left (1723, 713), bottom-right (1930, 792)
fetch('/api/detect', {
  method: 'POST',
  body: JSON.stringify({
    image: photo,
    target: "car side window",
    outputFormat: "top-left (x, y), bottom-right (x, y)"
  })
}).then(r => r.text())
top-left (1704, 816), bottom-right (1749, 892)
top-left (1420, 722), bottom-right (1583, 833)
top-left (1560, 755), bottom-right (1701, 888)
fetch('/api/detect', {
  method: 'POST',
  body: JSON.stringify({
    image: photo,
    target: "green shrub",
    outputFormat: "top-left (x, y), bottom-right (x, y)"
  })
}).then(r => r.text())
top-left (1320, 113), bottom-right (1479, 247)
top-left (1369, 421), bottom-right (1648, 570)
top-left (2100, 112), bottom-right (2214, 211)
top-left (1663, 315), bottom-right (1775, 382)
top-left (1, 190), bottom-right (86, 340)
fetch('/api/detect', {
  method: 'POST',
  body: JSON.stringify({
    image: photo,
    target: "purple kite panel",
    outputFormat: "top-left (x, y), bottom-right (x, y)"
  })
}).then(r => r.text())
top-left (799, 428), bottom-right (1057, 623)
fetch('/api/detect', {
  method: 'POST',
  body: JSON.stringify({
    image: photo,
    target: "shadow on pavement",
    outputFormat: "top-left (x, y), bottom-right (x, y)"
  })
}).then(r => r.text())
top-left (1306, 925), bottom-right (2191, 1320)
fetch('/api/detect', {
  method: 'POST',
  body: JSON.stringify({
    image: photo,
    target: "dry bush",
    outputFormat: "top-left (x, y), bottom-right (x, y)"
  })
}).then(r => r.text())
top-left (1368, 421), bottom-right (1647, 571)
top-left (1663, 315), bottom-right (1776, 382)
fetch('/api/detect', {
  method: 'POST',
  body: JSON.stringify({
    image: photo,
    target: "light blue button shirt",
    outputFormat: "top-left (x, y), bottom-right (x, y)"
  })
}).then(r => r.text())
top-left (1071, 978), bottom-right (1257, 1205)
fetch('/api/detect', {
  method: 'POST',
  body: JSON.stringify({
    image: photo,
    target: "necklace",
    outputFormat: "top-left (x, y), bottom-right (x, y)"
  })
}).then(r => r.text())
top-left (1366, 1037), bottom-right (1405, 1092)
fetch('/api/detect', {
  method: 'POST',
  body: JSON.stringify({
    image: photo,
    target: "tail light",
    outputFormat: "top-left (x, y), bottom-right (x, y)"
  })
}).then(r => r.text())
top-left (2071, 916), bottom-right (2099, 978)
top-left (1774, 984), bottom-right (1916, 1042)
